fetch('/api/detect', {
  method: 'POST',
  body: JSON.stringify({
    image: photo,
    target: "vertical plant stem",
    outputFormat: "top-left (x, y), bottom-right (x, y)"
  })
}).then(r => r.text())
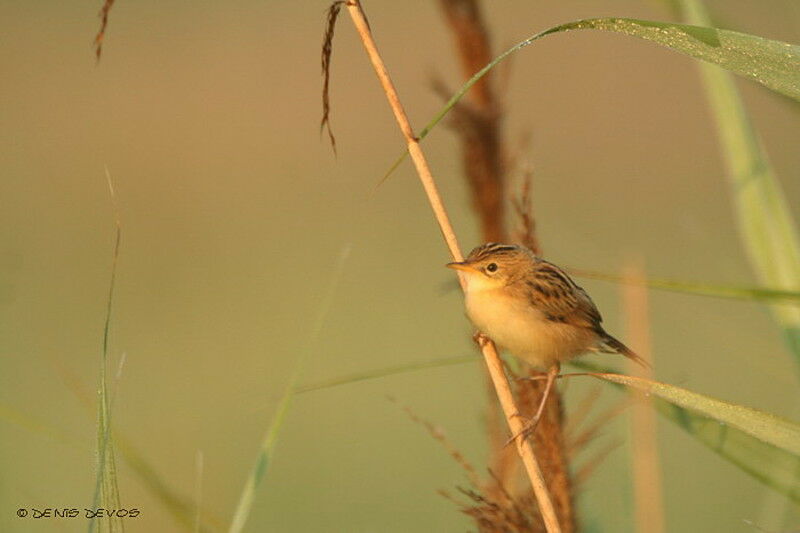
top-left (344, 2), bottom-right (561, 531)
top-left (437, 0), bottom-right (509, 492)
top-left (90, 168), bottom-right (124, 533)
top-left (679, 0), bottom-right (800, 373)
top-left (437, 3), bottom-right (573, 528)
top-left (438, 0), bottom-right (506, 243)
top-left (622, 261), bottom-right (664, 533)
top-left (679, 1), bottom-right (800, 526)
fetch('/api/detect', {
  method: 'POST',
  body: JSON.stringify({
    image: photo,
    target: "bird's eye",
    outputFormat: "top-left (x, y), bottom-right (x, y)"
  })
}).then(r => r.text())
top-left (486, 263), bottom-right (498, 273)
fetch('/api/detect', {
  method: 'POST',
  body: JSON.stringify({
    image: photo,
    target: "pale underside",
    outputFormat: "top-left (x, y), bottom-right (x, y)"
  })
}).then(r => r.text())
top-left (465, 284), bottom-right (598, 369)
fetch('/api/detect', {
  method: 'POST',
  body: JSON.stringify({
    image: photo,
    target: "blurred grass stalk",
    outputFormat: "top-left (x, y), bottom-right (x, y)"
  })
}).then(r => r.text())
top-left (571, 268), bottom-right (800, 304)
top-left (623, 260), bottom-right (665, 533)
top-left (437, 1), bottom-right (574, 529)
top-left (53, 354), bottom-right (224, 532)
top-left (90, 170), bottom-right (124, 533)
top-left (227, 245), bottom-right (350, 533)
top-left (679, 0), bottom-right (800, 527)
top-left (437, 0), bottom-right (510, 480)
top-left (679, 0), bottom-right (800, 373)
top-left (342, 2), bottom-right (562, 530)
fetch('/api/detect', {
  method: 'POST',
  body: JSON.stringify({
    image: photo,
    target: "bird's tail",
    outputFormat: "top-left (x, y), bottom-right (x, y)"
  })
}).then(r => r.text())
top-left (596, 330), bottom-right (650, 369)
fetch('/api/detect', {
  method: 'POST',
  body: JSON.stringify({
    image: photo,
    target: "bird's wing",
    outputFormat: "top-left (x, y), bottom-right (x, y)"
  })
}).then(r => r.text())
top-left (528, 260), bottom-right (602, 328)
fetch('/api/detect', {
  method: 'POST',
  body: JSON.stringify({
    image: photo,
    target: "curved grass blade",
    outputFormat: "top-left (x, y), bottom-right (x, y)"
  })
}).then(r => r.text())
top-left (304, 355), bottom-right (800, 455)
top-left (569, 268), bottom-right (800, 304)
top-left (299, 354), bottom-right (800, 502)
top-left (679, 2), bottom-right (800, 527)
top-left (594, 373), bottom-right (800, 454)
top-left (3, 393), bottom-right (224, 533)
top-left (115, 434), bottom-right (222, 533)
top-left (677, 0), bottom-right (800, 374)
top-left (227, 245), bottom-right (351, 533)
top-left (443, 268), bottom-right (800, 304)
top-left (51, 353), bottom-right (225, 533)
top-left (572, 361), bottom-right (800, 503)
top-left (295, 354), bottom-right (476, 394)
top-left (380, 17), bottom-right (800, 184)
top-left (561, 18), bottom-right (800, 100)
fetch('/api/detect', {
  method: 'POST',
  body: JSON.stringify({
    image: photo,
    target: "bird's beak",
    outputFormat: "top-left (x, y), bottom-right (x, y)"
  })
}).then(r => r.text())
top-left (446, 261), bottom-right (480, 274)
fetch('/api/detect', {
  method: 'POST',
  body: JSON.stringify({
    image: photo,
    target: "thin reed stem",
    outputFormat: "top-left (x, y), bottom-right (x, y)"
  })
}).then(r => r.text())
top-left (344, 2), bottom-right (561, 531)
top-left (623, 261), bottom-right (665, 533)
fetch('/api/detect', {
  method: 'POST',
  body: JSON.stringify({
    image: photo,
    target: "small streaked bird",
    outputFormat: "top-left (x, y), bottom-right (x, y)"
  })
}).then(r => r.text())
top-left (447, 243), bottom-right (645, 440)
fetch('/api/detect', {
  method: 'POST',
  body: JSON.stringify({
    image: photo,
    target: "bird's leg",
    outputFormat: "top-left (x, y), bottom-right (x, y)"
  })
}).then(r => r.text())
top-left (506, 363), bottom-right (560, 446)
top-left (515, 370), bottom-right (548, 382)
top-left (472, 331), bottom-right (490, 348)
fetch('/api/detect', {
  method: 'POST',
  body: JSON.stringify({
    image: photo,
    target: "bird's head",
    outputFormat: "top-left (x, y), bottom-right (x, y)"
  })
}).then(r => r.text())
top-left (446, 243), bottom-right (534, 291)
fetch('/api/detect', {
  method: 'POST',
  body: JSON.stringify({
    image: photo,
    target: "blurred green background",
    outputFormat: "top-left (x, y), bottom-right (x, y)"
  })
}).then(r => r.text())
top-left (2, 1), bottom-right (799, 531)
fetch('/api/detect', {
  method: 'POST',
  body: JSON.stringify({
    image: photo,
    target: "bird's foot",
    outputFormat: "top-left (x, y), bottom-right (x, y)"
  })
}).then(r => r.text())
top-left (504, 414), bottom-right (542, 447)
top-left (506, 364), bottom-right (560, 446)
top-left (515, 371), bottom-right (549, 383)
top-left (472, 332), bottom-right (490, 348)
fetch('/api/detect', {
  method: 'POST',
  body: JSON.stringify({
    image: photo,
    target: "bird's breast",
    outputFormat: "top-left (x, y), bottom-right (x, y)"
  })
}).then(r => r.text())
top-left (464, 287), bottom-right (591, 368)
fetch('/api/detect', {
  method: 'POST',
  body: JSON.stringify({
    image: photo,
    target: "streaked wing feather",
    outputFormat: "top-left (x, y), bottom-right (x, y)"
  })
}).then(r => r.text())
top-left (529, 260), bottom-right (603, 327)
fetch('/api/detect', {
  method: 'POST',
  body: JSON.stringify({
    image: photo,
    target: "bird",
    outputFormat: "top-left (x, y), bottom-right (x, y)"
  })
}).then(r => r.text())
top-left (446, 242), bottom-right (646, 441)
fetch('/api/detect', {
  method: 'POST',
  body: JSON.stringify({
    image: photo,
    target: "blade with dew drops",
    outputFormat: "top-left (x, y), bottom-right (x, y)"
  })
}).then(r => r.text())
top-left (571, 360), bottom-right (800, 504)
top-left (293, 352), bottom-right (800, 503)
top-left (378, 17), bottom-right (800, 185)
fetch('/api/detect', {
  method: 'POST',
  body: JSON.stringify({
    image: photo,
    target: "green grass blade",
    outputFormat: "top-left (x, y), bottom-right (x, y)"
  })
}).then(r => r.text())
top-left (297, 356), bottom-right (800, 452)
top-left (678, 0), bottom-right (800, 371)
top-left (297, 353), bottom-right (800, 501)
top-left (592, 372), bottom-right (800, 454)
top-left (572, 361), bottom-right (800, 503)
top-left (227, 245), bottom-right (351, 533)
top-left (22, 348), bottom-right (223, 531)
top-left (115, 433), bottom-right (222, 532)
top-left (569, 269), bottom-right (800, 304)
top-left (89, 170), bottom-right (124, 533)
top-left (295, 354), bottom-right (476, 394)
top-left (379, 17), bottom-right (800, 184)
top-left (443, 269), bottom-right (800, 304)
top-left (0, 402), bottom-right (73, 443)
top-left (561, 18), bottom-right (800, 100)
top-left (48, 366), bottom-right (223, 533)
